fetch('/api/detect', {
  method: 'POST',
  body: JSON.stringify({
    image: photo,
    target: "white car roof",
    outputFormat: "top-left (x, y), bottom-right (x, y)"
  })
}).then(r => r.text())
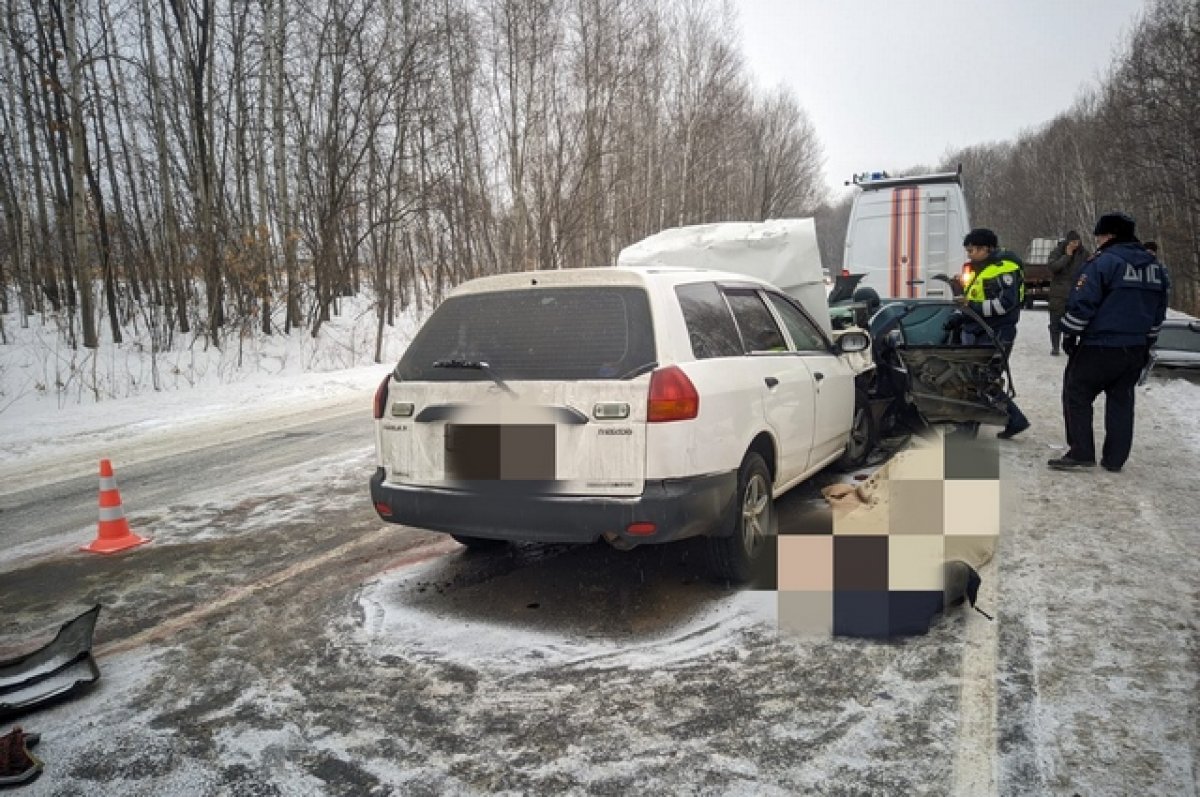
top-left (447, 265), bottom-right (777, 297)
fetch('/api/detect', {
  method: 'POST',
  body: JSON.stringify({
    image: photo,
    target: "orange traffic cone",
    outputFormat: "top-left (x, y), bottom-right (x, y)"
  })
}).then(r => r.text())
top-left (81, 459), bottom-right (149, 554)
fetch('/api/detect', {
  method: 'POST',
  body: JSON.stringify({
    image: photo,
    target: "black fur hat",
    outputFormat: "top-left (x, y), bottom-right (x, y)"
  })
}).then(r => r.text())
top-left (1093, 212), bottom-right (1136, 239)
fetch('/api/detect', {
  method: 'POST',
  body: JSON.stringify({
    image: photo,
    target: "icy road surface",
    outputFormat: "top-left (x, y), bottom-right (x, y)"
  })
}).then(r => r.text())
top-left (0, 309), bottom-right (1197, 796)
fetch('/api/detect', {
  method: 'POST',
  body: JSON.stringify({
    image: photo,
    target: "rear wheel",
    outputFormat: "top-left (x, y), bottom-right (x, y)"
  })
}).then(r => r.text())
top-left (450, 534), bottom-right (508, 551)
top-left (708, 452), bottom-right (774, 584)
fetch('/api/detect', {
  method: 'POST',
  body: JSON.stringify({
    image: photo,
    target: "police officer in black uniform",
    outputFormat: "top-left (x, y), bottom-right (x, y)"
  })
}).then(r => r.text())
top-left (1049, 212), bottom-right (1169, 472)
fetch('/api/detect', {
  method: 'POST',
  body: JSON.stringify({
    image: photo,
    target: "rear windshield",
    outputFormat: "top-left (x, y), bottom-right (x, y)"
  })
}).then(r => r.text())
top-left (395, 286), bottom-right (657, 381)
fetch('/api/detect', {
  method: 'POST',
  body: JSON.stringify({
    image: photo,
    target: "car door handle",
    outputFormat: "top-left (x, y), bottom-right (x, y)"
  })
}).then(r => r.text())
top-left (764, 377), bottom-right (779, 388)
top-left (813, 372), bottom-right (825, 381)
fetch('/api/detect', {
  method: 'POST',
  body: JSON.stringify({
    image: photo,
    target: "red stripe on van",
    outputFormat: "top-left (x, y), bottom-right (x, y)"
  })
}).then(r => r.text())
top-left (902, 187), bottom-right (907, 298)
top-left (908, 187), bottom-right (921, 298)
top-left (889, 189), bottom-right (901, 296)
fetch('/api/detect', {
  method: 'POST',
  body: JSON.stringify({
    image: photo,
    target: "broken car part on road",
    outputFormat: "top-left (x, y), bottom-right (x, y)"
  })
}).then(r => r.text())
top-left (0, 605), bottom-right (101, 721)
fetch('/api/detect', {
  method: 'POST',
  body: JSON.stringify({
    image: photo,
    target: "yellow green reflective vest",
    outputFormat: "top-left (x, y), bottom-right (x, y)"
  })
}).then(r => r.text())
top-left (966, 259), bottom-right (1024, 304)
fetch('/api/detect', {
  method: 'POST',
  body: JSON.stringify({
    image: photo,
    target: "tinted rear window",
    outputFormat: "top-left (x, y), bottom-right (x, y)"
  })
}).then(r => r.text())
top-left (395, 286), bottom-right (657, 381)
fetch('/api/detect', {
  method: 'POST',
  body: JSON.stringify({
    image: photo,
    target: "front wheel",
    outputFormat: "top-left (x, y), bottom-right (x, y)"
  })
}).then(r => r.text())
top-left (708, 452), bottom-right (775, 584)
top-left (837, 387), bottom-right (876, 470)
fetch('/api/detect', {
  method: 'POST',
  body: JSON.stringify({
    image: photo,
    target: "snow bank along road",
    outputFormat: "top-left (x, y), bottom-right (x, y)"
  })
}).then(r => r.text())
top-left (0, 309), bottom-right (1196, 796)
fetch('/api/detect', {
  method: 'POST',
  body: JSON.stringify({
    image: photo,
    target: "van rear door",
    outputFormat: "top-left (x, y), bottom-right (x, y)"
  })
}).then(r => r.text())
top-left (843, 171), bottom-right (971, 300)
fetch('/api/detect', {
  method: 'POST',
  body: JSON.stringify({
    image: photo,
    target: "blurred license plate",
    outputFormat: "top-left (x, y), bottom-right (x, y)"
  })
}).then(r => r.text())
top-left (444, 424), bottom-right (555, 480)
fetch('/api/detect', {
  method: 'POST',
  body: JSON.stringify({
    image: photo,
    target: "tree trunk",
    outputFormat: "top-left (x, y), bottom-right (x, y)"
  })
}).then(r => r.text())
top-left (64, 0), bottom-right (98, 348)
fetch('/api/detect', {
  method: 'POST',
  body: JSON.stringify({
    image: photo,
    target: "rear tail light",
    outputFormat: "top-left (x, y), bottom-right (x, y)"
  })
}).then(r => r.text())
top-left (373, 375), bottom-right (390, 419)
top-left (648, 366), bottom-right (699, 422)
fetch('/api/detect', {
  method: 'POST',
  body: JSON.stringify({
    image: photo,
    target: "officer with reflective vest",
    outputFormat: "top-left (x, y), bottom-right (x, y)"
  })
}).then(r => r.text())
top-left (960, 230), bottom-right (1024, 341)
top-left (1049, 211), bottom-right (1169, 473)
top-left (952, 228), bottom-right (1031, 438)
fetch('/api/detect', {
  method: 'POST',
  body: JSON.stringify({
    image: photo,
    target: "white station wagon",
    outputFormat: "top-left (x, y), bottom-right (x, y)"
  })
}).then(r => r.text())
top-left (370, 266), bottom-right (870, 581)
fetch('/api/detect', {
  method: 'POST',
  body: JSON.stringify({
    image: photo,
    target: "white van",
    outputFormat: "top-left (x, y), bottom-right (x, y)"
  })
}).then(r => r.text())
top-left (842, 170), bottom-right (972, 299)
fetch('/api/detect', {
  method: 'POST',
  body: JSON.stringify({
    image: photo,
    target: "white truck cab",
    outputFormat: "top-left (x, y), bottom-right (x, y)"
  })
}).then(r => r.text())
top-left (842, 169), bottom-right (972, 300)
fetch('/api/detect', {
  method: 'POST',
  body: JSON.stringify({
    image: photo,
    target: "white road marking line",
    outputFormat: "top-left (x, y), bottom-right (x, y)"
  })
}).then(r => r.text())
top-left (951, 557), bottom-right (1000, 796)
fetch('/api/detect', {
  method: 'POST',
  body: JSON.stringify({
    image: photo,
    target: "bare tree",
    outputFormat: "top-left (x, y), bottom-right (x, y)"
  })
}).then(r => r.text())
top-left (167, 0), bottom-right (224, 347)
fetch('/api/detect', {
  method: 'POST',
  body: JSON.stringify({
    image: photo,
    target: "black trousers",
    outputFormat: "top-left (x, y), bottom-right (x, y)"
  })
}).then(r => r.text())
top-left (1048, 312), bottom-right (1063, 353)
top-left (1061, 344), bottom-right (1148, 467)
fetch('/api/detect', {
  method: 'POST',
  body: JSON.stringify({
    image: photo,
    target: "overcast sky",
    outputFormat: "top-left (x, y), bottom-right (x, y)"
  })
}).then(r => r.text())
top-left (735, 0), bottom-right (1152, 197)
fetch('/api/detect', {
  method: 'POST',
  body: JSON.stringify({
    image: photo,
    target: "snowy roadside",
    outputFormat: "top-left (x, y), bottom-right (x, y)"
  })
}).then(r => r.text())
top-left (0, 362), bottom-right (392, 497)
top-left (990, 308), bottom-right (1200, 794)
top-left (0, 294), bottom-right (415, 496)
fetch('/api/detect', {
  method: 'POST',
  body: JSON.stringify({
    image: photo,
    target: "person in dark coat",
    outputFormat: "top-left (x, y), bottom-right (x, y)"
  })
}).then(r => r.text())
top-left (1046, 231), bottom-right (1089, 355)
top-left (1049, 212), bottom-right (1169, 473)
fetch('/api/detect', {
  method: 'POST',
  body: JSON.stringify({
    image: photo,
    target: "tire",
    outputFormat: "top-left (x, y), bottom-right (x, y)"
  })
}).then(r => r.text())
top-left (707, 452), bottom-right (775, 584)
top-left (836, 388), bottom-right (876, 470)
top-left (450, 534), bottom-right (508, 551)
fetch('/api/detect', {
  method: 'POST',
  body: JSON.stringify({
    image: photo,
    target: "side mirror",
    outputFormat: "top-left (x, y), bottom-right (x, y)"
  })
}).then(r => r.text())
top-left (1189, 322), bottom-right (1200, 334)
top-left (835, 330), bottom-right (870, 353)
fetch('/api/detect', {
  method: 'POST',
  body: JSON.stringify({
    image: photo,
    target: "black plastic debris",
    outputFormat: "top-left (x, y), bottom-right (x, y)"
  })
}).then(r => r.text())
top-left (0, 605), bottom-right (102, 721)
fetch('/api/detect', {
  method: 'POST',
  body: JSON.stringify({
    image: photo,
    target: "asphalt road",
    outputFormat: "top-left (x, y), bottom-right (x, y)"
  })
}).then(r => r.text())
top-left (0, 410), bottom-right (370, 556)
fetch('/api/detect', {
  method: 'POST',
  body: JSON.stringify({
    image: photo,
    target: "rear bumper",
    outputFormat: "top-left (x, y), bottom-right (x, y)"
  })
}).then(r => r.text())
top-left (369, 468), bottom-right (737, 546)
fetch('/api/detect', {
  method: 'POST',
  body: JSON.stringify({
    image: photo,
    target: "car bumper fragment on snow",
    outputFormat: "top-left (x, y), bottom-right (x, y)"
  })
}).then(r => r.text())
top-left (0, 605), bottom-right (101, 720)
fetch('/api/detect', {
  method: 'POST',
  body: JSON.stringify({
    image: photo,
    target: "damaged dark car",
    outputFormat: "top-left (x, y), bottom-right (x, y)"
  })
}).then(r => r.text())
top-left (831, 274), bottom-right (1015, 441)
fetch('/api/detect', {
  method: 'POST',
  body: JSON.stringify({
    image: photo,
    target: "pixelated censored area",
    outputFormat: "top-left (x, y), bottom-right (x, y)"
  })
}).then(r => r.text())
top-left (445, 424), bottom-right (556, 480)
top-left (779, 430), bottom-right (1001, 638)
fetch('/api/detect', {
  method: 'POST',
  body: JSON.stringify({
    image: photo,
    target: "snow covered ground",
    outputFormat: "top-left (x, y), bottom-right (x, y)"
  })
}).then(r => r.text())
top-left (0, 295), bottom-right (407, 488)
